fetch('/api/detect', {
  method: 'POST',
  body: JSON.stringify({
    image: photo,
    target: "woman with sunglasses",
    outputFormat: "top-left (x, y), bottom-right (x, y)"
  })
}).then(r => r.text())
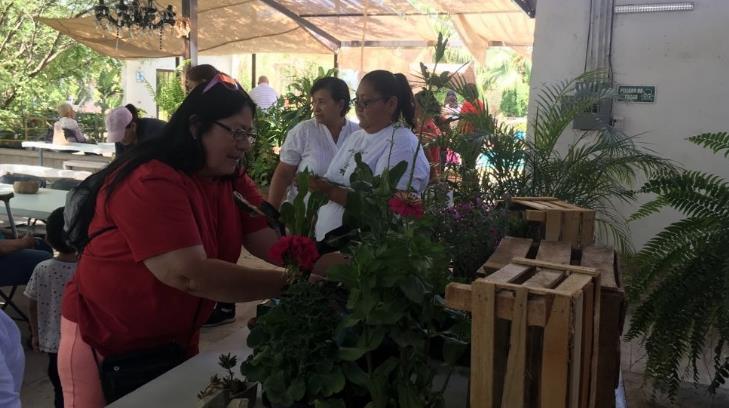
top-left (57, 73), bottom-right (299, 406)
top-left (310, 70), bottom-right (430, 241)
top-left (267, 76), bottom-right (359, 209)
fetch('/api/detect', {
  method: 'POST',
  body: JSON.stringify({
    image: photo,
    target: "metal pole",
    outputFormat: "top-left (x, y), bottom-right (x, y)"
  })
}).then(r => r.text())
top-left (333, 53), bottom-right (338, 69)
top-left (251, 54), bottom-right (257, 89)
top-left (182, 0), bottom-right (198, 65)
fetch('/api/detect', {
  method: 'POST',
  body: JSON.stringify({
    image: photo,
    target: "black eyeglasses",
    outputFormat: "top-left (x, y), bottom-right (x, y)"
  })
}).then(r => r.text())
top-left (213, 121), bottom-right (257, 143)
top-left (352, 96), bottom-right (389, 109)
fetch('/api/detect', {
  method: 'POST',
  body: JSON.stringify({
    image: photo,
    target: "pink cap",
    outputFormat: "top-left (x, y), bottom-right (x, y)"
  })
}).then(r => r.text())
top-left (105, 107), bottom-right (133, 143)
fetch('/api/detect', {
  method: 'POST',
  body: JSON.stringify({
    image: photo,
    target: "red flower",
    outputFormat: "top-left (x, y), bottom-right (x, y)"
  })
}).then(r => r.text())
top-left (388, 192), bottom-right (424, 219)
top-left (268, 235), bottom-right (320, 271)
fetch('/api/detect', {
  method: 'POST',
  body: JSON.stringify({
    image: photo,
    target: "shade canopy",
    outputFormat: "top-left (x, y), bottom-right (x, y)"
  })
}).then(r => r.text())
top-left (40, 0), bottom-right (534, 61)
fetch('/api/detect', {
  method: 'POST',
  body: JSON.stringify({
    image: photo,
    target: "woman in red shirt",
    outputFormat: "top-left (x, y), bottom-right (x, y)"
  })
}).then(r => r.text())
top-left (58, 74), bottom-right (294, 407)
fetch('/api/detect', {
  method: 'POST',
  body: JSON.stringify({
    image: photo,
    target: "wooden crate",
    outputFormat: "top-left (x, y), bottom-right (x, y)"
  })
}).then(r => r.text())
top-left (503, 197), bottom-right (596, 249)
top-left (446, 237), bottom-right (624, 408)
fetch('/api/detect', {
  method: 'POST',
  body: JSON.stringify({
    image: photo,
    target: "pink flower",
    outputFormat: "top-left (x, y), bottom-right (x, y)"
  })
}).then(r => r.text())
top-left (388, 192), bottom-right (424, 219)
top-left (268, 235), bottom-right (320, 271)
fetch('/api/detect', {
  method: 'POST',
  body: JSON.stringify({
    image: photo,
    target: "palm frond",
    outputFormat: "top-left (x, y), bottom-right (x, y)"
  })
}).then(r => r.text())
top-left (689, 132), bottom-right (729, 157)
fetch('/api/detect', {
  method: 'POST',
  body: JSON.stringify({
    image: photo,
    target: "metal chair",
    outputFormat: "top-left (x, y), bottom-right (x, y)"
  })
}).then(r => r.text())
top-left (0, 191), bottom-right (30, 325)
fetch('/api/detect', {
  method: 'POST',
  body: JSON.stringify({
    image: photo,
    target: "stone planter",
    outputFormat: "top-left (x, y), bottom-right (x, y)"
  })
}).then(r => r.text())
top-left (197, 383), bottom-right (258, 408)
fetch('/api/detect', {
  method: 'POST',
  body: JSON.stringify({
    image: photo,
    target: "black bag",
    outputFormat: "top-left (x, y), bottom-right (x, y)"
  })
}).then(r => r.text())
top-left (63, 170), bottom-right (107, 252)
top-left (95, 343), bottom-right (186, 403)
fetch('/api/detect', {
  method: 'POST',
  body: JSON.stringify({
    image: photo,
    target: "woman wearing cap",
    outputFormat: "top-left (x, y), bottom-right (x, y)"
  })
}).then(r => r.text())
top-left (310, 70), bottom-right (430, 241)
top-left (267, 77), bottom-right (359, 209)
top-left (58, 73), bottom-right (316, 406)
top-left (106, 105), bottom-right (166, 156)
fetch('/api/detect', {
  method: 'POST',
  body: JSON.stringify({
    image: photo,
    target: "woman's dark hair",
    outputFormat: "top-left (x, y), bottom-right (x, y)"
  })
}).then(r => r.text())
top-left (92, 78), bottom-right (256, 211)
top-left (125, 103), bottom-right (140, 123)
top-left (360, 70), bottom-right (416, 129)
top-left (187, 64), bottom-right (220, 83)
top-left (46, 207), bottom-right (75, 254)
top-left (414, 90), bottom-right (441, 117)
top-left (310, 77), bottom-right (351, 117)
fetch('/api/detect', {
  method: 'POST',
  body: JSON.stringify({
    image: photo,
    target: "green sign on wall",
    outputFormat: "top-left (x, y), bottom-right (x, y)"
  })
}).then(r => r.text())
top-left (617, 86), bottom-right (655, 103)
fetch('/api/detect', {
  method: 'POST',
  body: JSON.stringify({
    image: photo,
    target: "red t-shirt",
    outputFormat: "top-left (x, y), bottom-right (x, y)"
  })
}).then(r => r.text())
top-left (459, 100), bottom-right (486, 134)
top-left (62, 160), bottom-right (268, 356)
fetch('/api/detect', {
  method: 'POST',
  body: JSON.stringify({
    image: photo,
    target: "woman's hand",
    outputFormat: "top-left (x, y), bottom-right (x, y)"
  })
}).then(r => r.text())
top-left (308, 175), bottom-right (332, 195)
top-left (21, 234), bottom-right (36, 249)
top-left (312, 252), bottom-right (351, 277)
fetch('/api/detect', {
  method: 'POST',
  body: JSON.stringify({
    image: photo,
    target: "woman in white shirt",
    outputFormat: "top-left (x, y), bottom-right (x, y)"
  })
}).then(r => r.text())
top-left (310, 70), bottom-right (430, 241)
top-left (267, 77), bottom-right (359, 208)
top-left (52, 103), bottom-right (87, 144)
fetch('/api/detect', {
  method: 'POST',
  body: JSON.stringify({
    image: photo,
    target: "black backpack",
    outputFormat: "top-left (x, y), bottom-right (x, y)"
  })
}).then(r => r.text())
top-left (63, 171), bottom-right (109, 252)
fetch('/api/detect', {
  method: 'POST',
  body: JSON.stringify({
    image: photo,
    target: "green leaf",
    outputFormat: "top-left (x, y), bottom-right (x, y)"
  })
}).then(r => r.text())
top-left (319, 368), bottom-right (346, 396)
top-left (387, 160), bottom-right (408, 190)
top-left (397, 383), bottom-right (423, 408)
top-left (286, 377), bottom-right (306, 402)
top-left (399, 276), bottom-right (425, 303)
top-left (342, 361), bottom-right (369, 387)
top-left (315, 399), bottom-right (346, 408)
top-left (338, 346), bottom-right (369, 361)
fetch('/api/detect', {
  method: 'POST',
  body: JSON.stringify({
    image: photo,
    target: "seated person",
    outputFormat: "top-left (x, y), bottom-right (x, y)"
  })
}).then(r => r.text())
top-left (52, 103), bottom-right (87, 145)
top-left (105, 105), bottom-right (166, 156)
top-left (0, 233), bottom-right (52, 289)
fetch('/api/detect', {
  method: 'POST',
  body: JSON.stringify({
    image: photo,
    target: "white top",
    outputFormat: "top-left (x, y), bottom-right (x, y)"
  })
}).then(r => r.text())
top-left (52, 117), bottom-right (86, 144)
top-left (249, 83), bottom-right (278, 110)
top-left (314, 124), bottom-right (430, 240)
top-left (0, 310), bottom-right (23, 408)
top-left (24, 259), bottom-right (78, 353)
top-left (279, 118), bottom-right (359, 202)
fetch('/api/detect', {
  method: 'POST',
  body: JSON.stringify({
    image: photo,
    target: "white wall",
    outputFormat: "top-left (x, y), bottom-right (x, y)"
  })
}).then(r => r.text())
top-left (121, 55), bottom-right (239, 118)
top-left (529, 0), bottom-right (729, 249)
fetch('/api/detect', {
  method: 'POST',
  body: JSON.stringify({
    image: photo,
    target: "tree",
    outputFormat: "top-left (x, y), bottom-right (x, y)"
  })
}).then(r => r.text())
top-left (0, 0), bottom-right (120, 133)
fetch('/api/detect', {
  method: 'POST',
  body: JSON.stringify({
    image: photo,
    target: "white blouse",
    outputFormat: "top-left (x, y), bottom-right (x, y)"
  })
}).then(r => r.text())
top-left (279, 118), bottom-right (359, 203)
top-left (314, 124), bottom-right (430, 241)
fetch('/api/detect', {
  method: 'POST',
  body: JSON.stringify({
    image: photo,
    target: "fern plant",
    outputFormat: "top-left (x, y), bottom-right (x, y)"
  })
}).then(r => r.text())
top-left (626, 132), bottom-right (729, 398)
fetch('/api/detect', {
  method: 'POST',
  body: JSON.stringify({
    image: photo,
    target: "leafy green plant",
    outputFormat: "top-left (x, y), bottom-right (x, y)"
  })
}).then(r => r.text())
top-left (626, 132), bottom-right (729, 398)
top-left (279, 171), bottom-right (328, 237)
top-left (500, 83), bottom-right (528, 117)
top-left (242, 281), bottom-right (348, 407)
top-left (198, 353), bottom-right (256, 402)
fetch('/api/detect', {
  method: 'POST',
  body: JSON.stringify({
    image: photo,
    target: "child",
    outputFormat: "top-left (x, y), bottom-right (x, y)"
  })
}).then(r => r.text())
top-left (24, 207), bottom-right (77, 408)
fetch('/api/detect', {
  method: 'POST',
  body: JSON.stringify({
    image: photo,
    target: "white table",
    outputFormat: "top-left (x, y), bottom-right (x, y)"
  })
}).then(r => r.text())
top-left (0, 184), bottom-right (68, 219)
top-left (108, 327), bottom-right (470, 407)
top-left (21, 141), bottom-right (115, 165)
top-left (0, 164), bottom-right (91, 181)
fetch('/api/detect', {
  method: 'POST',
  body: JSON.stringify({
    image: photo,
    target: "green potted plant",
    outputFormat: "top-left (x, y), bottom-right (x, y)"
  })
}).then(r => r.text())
top-left (197, 353), bottom-right (258, 408)
top-left (626, 132), bottom-right (729, 400)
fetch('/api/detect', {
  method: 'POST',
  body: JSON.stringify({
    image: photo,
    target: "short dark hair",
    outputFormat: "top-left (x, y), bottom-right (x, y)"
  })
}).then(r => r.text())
top-left (125, 104), bottom-right (140, 122)
top-left (187, 64), bottom-right (220, 83)
top-left (310, 77), bottom-right (351, 117)
top-left (47, 207), bottom-right (75, 254)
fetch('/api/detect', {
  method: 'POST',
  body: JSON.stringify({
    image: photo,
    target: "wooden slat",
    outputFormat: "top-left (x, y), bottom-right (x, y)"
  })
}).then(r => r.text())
top-left (484, 263), bottom-right (533, 284)
top-left (512, 258), bottom-right (599, 277)
top-left (541, 295), bottom-right (572, 407)
top-left (511, 200), bottom-right (553, 210)
top-left (511, 196), bottom-right (559, 201)
top-left (569, 292), bottom-right (585, 408)
top-left (554, 274), bottom-right (594, 296)
top-left (522, 242), bottom-right (572, 288)
top-left (536, 241), bottom-right (572, 263)
top-left (524, 209), bottom-right (545, 222)
top-left (501, 287), bottom-right (528, 407)
top-left (581, 246), bottom-right (617, 288)
top-left (471, 280), bottom-right (496, 408)
top-left (580, 282), bottom-right (595, 408)
top-left (588, 275), bottom-right (602, 408)
top-left (580, 211), bottom-right (596, 246)
top-left (445, 283), bottom-right (548, 326)
top-left (544, 209), bottom-right (563, 241)
top-left (482, 236), bottom-right (533, 272)
top-left (562, 210), bottom-right (582, 248)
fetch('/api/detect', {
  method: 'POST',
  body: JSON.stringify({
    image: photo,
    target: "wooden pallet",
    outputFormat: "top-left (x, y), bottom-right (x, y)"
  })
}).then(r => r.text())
top-left (446, 238), bottom-right (621, 408)
top-left (504, 197), bottom-right (596, 249)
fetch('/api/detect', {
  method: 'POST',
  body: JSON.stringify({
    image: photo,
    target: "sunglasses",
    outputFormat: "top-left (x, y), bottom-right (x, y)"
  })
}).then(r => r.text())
top-left (351, 96), bottom-right (389, 109)
top-left (202, 73), bottom-right (246, 94)
top-left (213, 121), bottom-right (257, 143)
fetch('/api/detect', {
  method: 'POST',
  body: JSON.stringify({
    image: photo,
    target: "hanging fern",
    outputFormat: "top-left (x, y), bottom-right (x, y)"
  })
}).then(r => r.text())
top-left (627, 132), bottom-right (729, 399)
